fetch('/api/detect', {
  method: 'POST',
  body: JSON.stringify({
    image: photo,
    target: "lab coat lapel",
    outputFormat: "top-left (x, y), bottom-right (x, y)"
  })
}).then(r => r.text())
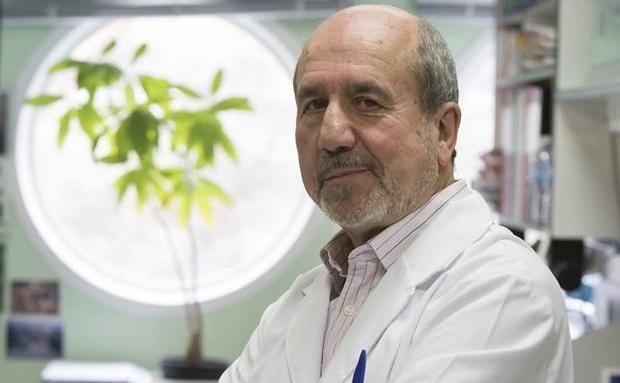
top-left (319, 260), bottom-right (415, 383)
top-left (285, 270), bottom-right (331, 383)
top-left (401, 188), bottom-right (493, 285)
top-left (319, 186), bottom-right (493, 383)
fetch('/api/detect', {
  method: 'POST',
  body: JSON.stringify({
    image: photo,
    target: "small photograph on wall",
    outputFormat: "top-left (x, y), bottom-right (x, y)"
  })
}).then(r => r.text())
top-left (11, 280), bottom-right (59, 315)
top-left (6, 317), bottom-right (63, 359)
top-left (0, 92), bottom-right (7, 155)
top-left (0, 243), bottom-right (4, 312)
top-left (0, 188), bottom-right (5, 226)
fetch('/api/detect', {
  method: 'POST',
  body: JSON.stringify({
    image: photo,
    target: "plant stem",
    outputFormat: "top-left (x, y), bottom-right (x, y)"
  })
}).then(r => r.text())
top-left (185, 221), bottom-right (204, 362)
top-left (186, 302), bottom-right (204, 362)
top-left (152, 207), bottom-right (193, 330)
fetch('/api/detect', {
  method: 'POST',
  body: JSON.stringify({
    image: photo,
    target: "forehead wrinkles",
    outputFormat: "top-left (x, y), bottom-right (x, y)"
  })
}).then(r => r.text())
top-left (295, 48), bottom-right (412, 101)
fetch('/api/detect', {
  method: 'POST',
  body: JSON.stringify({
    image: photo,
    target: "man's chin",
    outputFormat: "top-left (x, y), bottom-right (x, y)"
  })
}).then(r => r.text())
top-left (319, 198), bottom-right (386, 229)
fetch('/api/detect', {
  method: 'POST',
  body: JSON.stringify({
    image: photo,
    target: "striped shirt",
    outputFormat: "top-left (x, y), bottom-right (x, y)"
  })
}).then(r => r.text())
top-left (319, 179), bottom-right (467, 371)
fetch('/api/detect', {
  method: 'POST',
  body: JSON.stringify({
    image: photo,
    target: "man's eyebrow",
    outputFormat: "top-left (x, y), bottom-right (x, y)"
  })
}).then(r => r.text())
top-left (295, 84), bottom-right (322, 101)
top-left (349, 81), bottom-right (395, 102)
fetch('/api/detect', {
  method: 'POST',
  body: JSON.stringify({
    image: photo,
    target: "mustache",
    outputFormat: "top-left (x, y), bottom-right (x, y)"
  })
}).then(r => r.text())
top-left (318, 151), bottom-right (383, 184)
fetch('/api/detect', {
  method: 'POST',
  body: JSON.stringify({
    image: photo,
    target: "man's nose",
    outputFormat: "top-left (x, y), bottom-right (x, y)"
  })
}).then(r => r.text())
top-left (318, 102), bottom-right (355, 153)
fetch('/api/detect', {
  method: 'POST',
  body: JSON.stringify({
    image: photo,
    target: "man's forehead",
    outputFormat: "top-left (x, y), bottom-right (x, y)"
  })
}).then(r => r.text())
top-left (305, 7), bottom-right (417, 55)
top-left (292, 6), bottom-right (419, 93)
top-left (294, 41), bottom-right (413, 93)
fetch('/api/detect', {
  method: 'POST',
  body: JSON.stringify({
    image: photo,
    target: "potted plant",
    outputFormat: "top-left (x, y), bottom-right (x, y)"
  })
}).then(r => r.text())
top-left (25, 38), bottom-right (251, 380)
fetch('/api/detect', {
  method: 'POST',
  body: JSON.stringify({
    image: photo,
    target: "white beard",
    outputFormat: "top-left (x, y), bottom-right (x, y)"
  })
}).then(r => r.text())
top-left (318, 136), bottom-right (438, 230)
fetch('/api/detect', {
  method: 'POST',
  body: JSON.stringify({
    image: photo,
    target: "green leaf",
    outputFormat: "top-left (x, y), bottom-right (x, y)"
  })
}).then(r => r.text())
top-left (157, 168), bottom-right (183, 207)
top-left (91, 132), bottom-right (103, 154)
top-left (101, 40), bottom-right (117, 56)
top-left (117, 108), bottom-right (160, 162)
top-left (210, 97), bottom-right (251, 113)
top-left (199, 178), bottom-right (233, 205)
top-left (25, 94), bottom-right (63, 106)
top-left (169, 180), bottom-right (194, 225)
top-left (210, 69), bottom-right (223, 95)
top-left (114, 172), bottom-right (134, 202)
top-left (57, 109), bottom-right (74, 147)
top-left (139, 75), bottom-right (170, 103)
top-left (187, 117), bottom-right (219, 167)
top-left (77, 103), bottom-right (102, 140)
top-left (173, 84), bottom-right (201, 99)
top-left (145, 167), bottom-right (168, 205)
top-left (48, 59), bottom-right (83, 74)
top-left (132, 43), bottom-right (148, 63)
top-left (97, 153), bottom-right (128, 164)
top-left (194, 184), bottom-right (214, 225)
top-left (166, 110), bottom-right (199, 122)
top-left (115, 170), bottom-right (148, 205)
top-left (114, 167), bottom-right (157, 208)
top-left (216, 125), bottom-right (237, 161)
top-left (160, 168), bottom-right (184, 182)
top-left (184, 113), bottom-right (239, 166)
top-left (77, 63), bottom-right (122, 96)
top-left (124, 83), bottom-right (136, 108)
top-left (170, 119), bottom-right (192, 150)
top-left (115, 123), bottom-right (132, 157)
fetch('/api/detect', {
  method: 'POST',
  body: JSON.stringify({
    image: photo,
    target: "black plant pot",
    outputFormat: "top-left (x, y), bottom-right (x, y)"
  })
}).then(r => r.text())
top-left (161, 357), bottom-right (228, 380)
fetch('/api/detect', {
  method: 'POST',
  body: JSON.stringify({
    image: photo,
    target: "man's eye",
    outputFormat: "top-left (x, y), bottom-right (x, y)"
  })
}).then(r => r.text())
top-left (306, 99), bottom-right (328, 112)
top-left (356, 98), bottom-right (380, 110)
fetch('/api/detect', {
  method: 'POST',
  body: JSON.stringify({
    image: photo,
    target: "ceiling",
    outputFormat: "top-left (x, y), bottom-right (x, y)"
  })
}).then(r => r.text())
top-left (1, 0), bottom-right (493, 19)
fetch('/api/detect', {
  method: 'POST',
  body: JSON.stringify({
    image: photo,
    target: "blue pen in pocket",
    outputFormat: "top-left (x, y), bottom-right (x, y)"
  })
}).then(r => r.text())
top-left (352, 350), bottom-right (366, 383)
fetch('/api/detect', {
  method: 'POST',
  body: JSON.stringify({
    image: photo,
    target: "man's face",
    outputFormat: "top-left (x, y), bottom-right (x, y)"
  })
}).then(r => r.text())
top-left (294, 12), bottom-right (440, 232)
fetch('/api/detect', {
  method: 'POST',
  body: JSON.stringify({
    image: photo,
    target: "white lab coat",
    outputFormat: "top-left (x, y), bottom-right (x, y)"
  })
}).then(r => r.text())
top-left (219, 187), bottom-right (574, 383)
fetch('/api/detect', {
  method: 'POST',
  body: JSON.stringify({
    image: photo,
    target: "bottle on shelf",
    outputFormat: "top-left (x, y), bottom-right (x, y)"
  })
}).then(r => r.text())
top-left (528, 135), bottom-right (552, 226)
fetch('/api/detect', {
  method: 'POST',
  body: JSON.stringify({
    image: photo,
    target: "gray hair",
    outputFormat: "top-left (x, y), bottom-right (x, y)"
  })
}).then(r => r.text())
top-left (412, 18), bottom-right (459, 117)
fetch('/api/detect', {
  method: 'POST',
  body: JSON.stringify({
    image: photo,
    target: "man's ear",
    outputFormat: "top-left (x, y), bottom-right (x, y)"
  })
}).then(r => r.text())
top-left (433, 102), bottom-right (461, 167)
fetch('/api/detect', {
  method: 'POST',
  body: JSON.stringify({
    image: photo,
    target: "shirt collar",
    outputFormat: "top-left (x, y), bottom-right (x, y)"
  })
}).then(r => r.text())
top-left (320, 179), bottom-right (468, 276)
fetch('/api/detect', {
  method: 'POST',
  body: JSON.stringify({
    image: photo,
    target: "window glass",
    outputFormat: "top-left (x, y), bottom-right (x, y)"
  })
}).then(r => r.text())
top-left (15, 16), bottom-right (314, 307)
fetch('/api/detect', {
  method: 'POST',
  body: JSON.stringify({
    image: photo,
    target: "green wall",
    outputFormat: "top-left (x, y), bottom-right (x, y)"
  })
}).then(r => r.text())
top-left (0, 13), bottom-right (490, 383)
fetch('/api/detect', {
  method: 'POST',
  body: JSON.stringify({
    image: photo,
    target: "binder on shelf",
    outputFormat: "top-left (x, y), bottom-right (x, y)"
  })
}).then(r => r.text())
top-left (498, 86), bottom-right (544, 226)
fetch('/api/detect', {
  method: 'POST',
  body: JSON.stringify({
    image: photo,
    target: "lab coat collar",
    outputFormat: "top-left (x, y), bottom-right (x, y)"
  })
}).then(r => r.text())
top-left (400, 185), bottom-right (493, 286)
top-left (285, 270), bottom-right (331, 383)
top-left (319, 185), bottom-right (493, 383)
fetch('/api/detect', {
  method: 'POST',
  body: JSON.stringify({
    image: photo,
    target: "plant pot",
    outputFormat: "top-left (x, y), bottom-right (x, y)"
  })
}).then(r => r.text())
top-left (161, 357), bottom-right (228, 380)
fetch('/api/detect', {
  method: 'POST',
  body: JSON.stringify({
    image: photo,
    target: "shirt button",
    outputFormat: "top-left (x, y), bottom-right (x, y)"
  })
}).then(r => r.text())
top-left (343, 305), bottom-right (355, 316)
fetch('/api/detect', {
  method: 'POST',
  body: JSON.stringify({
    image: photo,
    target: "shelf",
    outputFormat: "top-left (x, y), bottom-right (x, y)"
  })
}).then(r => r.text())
top-left (499, 0), bottom-right (557, 27)
top-left (496, 0), bottom-right (620, 242)
top-left (556, 83), bottom-right (620, 101)
top-left (497, 67), bottom-right (555, 89)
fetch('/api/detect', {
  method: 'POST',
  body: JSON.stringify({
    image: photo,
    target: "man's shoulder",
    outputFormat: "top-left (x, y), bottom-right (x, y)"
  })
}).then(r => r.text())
top-left (450, 223), bottom-right (565, 305)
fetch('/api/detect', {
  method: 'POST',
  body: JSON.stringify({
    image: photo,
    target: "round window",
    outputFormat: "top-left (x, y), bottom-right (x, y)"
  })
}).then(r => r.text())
top-left (15, 16), bottom-right (314, 307)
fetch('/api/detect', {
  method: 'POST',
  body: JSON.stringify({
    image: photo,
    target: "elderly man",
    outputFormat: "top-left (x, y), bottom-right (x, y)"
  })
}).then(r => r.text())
top-left (220, 5), bottom-right (573, 383)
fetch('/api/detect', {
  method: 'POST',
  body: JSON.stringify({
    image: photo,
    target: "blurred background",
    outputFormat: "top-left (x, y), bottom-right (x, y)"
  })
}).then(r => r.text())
top-left (0, 0), bottom-right (618, 382)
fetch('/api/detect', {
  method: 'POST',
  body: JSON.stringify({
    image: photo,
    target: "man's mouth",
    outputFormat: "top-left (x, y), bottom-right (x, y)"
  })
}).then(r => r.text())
top-left (321, 168), bottom-right (371, 182)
